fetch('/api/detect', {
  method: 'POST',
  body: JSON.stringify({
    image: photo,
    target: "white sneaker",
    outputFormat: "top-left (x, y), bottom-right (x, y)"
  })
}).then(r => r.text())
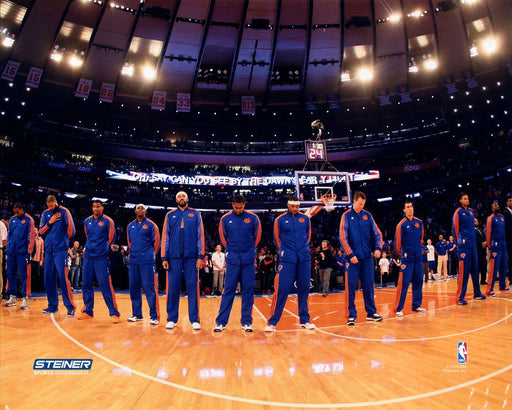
top-left (127, 316), bottom-right (143, 322)
top-left (300, 322), bottom-right (316, 330)
top-left (149, 319), bottom-right (159, 326)
top-left (191, 322), bottom-right (201, 330)
top-left (396, 311), bottom-right (404, 317)
top-left (4, 295), bottom-right (16, 307)
top-left (264, 324), bottom-right (275, 332)
top-left (414, 307), bottom-right (426, 313)
top-left (214, 324), bottom-right (225, 332)
top-left (19, 297), bottom-right (29, 310)
top-left (166, 321), bottom-right (176, 329)
top-left (241, 324), bottom-right (253, 332)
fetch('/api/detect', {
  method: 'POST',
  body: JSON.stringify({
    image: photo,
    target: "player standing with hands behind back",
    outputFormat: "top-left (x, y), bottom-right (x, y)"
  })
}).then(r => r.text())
top-left (339, 191), bottom-right (384, 326)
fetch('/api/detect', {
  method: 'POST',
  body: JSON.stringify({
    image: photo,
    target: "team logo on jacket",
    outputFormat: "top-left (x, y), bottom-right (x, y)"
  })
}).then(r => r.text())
top-left (492, 252), bottom-right (497, 258)
top-left (346, 263), bottom-right (350, 268)
top-left (188, 212), bottom-right (195, 217)
top-left (415, 223), bottom-right (420, 228)
top-left (278, 264), bottom-right (283, 271)
top-left (142, 224), bottom-right (148, 229)
top-left (500, 217), bottom-right (504, 222)
top-left (362, 215), bottom-right (368, 221)
top-left (98, 221), bottom-right (104, 226)
top-left (469, 211), bottom-right (473, 216)
top-left (298, 217), bottom-right (305, 223)
top-left (401, 264), bottom-right (406, 270)
top-left (244, 218), bottom-right (251, 224)
top-left (21, 220), bottom-right (26, 224)
top-left (460, 253), bottom-right (466, 259)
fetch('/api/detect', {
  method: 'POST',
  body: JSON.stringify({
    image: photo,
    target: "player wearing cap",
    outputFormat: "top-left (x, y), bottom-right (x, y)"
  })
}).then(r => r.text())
top-left (213, 195), bottom-right (261, 332)
top-left (127, 204), bottom-right (161, 325)
top-left (265, 195), bottom-right (316, 332)
top-left (162, 191), bottom-right (205, 330)
top-left (393, 200), bottom-right (426, 317)
top-left (4, 203), bottom-right (35, 309)
top-left (77, 200), bottom-right (120, 323)
top-left (339, 191), bottom-right (384, 325)
top-left (39, 195), bottom-right (76, 315)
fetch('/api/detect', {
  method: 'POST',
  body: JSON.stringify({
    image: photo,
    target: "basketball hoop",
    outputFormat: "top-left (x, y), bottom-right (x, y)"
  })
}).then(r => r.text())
top-left (321, 193), bottom-right (337, 212)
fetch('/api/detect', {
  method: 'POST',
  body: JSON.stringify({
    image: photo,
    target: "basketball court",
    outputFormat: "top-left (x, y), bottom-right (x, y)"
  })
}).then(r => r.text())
top-left (1, 280), bottom-right (511, 409)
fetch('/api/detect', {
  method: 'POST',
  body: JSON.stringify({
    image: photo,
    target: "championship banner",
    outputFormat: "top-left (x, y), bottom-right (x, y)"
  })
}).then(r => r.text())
top-left (151, 91), bottom-right (166, 110)
top-left (396, 84), bottom-right (412, 103)
top-left (74, 78), bottom-right (93, 99)
top-left (241, 96), bottom-right (255, 115)
top-left (1, 60), bottom-right (20, 81)
top-left (326, 93), bottom-right (340, 111)
top-left (443, 75), bottom-right (457, 94)
top-left (377, 88), bottom-right (391, 106)
top-left (176, 92), bottom-right (191, 112)
top-left (25, 67), bottom-right (43, 88)
top-left (462, 70), bottom-right (478, 89)
top-left (99, 82), bottom-right (115, 103)
top-left (305, 94), bottom-right (318, 111)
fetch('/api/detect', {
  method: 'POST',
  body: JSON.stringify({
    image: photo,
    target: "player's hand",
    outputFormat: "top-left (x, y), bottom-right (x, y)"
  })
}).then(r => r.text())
top-left (374, 250), bottom-right (381, 259)
top-left (49, 213), bottom-right (61, 224)
top-left (350, 256), bottom-right (359, 264)
top-left (162, 261), bottom-right (169, 270)
top-left (196, 258), bottom-right (204, 270)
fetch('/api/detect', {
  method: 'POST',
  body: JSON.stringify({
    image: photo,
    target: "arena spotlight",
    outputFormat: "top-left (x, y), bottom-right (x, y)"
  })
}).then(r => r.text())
top-left (357, 68), bottom-right (373, 81)
top-left (424, 59), bottom-right (438, 70)
top-left (388, 14), bottom-right (400, 23)
top-left (482, 37), bottom-right (497, 53)
top-left (143, 65), bottom-right (157, 79)
top-left (341, 72), bottom-right (351, 82)
top-left (69, 55), bottom-right (83, 67)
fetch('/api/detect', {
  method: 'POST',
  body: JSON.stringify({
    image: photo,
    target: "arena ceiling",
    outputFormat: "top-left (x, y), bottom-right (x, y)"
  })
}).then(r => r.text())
top-left (1, 0), bottom-right (511, 108)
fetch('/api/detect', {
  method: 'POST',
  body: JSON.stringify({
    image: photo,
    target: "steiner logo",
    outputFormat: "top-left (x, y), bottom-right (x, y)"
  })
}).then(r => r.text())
top-left (33, 359), bottom-right (93, 370)
top-left (457, 342), bottom-right (468, 364)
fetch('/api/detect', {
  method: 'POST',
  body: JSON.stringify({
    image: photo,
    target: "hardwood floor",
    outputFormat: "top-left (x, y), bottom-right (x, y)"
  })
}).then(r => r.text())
top-left (1, 279), bottom-right (511, 409)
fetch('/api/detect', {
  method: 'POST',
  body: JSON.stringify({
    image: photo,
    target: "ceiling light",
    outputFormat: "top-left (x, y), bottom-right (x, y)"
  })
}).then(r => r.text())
top-left (50, 52), bottom-right (63, 62)
top-left (143, 66), bottom-right (156, 79)
top-left (482, 37), bottom-right (497, 53)
top-left (424, 59), bottom-right (438, 70)
top-left (388, 14), bottom-right (400, 23)
top-left (69, 55), bottom-right (83, 67)
top-left (1, 36), bottom-right (14, 48)
top-left (121, 63), bottom-right (134, 76)
top-left (357, 68), bottom-right (373, 81)
top-left (341, 72), bottom-right (351, 82)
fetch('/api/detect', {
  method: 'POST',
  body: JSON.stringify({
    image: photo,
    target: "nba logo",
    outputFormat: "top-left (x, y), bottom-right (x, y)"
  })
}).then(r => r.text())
top-left (457, 342), bottom-right (468, 363)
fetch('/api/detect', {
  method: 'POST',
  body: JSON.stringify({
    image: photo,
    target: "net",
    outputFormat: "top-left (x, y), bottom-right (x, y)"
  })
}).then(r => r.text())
top-left (321, 193), bottom-right (337, 212)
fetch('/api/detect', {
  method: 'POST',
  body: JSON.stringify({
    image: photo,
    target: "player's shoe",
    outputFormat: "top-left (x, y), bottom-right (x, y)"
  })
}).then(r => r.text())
top-left (214, 324), bottom-right (225, 332)
top-left (149, 319), bottom-right (159, 326)
top-left (77, 312), bottom-right (93, 320)
top-left (19, 297), bottom-right (29, 310)
top-left (487, 291), bottom-right (496, 297)
top-left (395, 311), bottom-right (404, 317)
top-left (191, 322), bottom-right (201, 330)
top-left (413, 307), bottom-right (426, 313)
top-left (166, 321), bottom-right (176, 329)
top-left (347, 318), bottom-right (356, 326)
top-left (67, 309), bottom-right (75, 318)
top-left (127, 316), bottom-right (143, 322)
top-left (42, 307), bottom-right (58, 314)
top-left (457, 300), bottom-right (468, 305)
top-left (111, 315), bottom-right (120, 324)
top-left (4, 295), bottom-right (16, 307)
top-left (241, 324), bottom-right (253, 332)
top-left (300, 322), bottom-right (316, 330)
top-left (500, 287), bottom-right (511, 292)
top-left (264, 324), bottom-right (275, 332)
top-left (474, 295), bottom-right (486, 300)
top-left (366, 314), bottom-right (383, 322)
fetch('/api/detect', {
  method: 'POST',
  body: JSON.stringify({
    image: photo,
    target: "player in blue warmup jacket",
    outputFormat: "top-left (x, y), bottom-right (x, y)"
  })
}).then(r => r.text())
top-left (393, 201), bottom-right (426, 316)
top-left (452, 193), bottom-right (486, 305)
top-left (161, 191), bottom-right (205, 331)
top-left (265, 195), bottom-right (316, 332)
top-left (127, 204), bottom-right (161, 325)
top-left (485, 201), bottom-right (510, 296)
top-left (214, 195), bottom-right (261, 332)
top-left (78, 200), bottom-right (120, 322)
top-left (339, 191), bottom-right (383, 325)
top-left (39, 195), bottom-right (76, 315)
top-left (4, 203), bottom-right (35, 309)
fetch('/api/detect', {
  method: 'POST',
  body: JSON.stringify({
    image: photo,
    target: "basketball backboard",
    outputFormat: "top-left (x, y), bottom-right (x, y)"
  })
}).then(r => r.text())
top-left (294, 170), bottom-right (351, 206)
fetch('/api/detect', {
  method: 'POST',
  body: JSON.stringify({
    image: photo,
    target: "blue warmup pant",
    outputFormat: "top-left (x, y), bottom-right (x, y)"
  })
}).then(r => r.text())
top-left (216, 262), bottom-right (255, 326)
top-left (394, 259), bottom-right (424, 312)
top-left (345, 257), bottom-right (376, 319)
top-left (486, 246), bottom-right (508, 294)
top-left (267, 260), bottom-right (310, 326)
top-left (166, 257), bottom-right (199, 323)
top-left (82, 257), bottom-right (120, 317)
top-left (456, 245), bottom-right (483, 303)
top-left (129, 263), bottom-right (160, 320)
top-left (44, 250), bottom-right (76, 313)
top-left (6, 254), bottom-right (29, 298)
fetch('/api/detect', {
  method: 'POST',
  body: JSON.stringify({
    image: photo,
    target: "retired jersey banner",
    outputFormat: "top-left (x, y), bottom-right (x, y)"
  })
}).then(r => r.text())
top-left (151, 91), bottom-right (166, 110)
top-left (396, 84), bottom-right (412, 103)
top-left (377, 88), bottom-right (391, 106)
top-left (463, 70), bottom-right (478, 89)
top-left (305, 94), bottom-right (318, 111)
top-left (1, 60), bottom-right (20, 81)
top-left (443, 75), bottom-right (457, 94)
top-left (99, 82), bottom-right (115, 103)
top-left (176, 93), bottom-right (191, 112)
top-left (75, 78), bottom-right (93, 99)
top-left (241, 96), bottom-right (255, 115)
top-left (326, 93), bottom-right (340, 111)
top-left (25, 67), bottom-right (43, 88)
